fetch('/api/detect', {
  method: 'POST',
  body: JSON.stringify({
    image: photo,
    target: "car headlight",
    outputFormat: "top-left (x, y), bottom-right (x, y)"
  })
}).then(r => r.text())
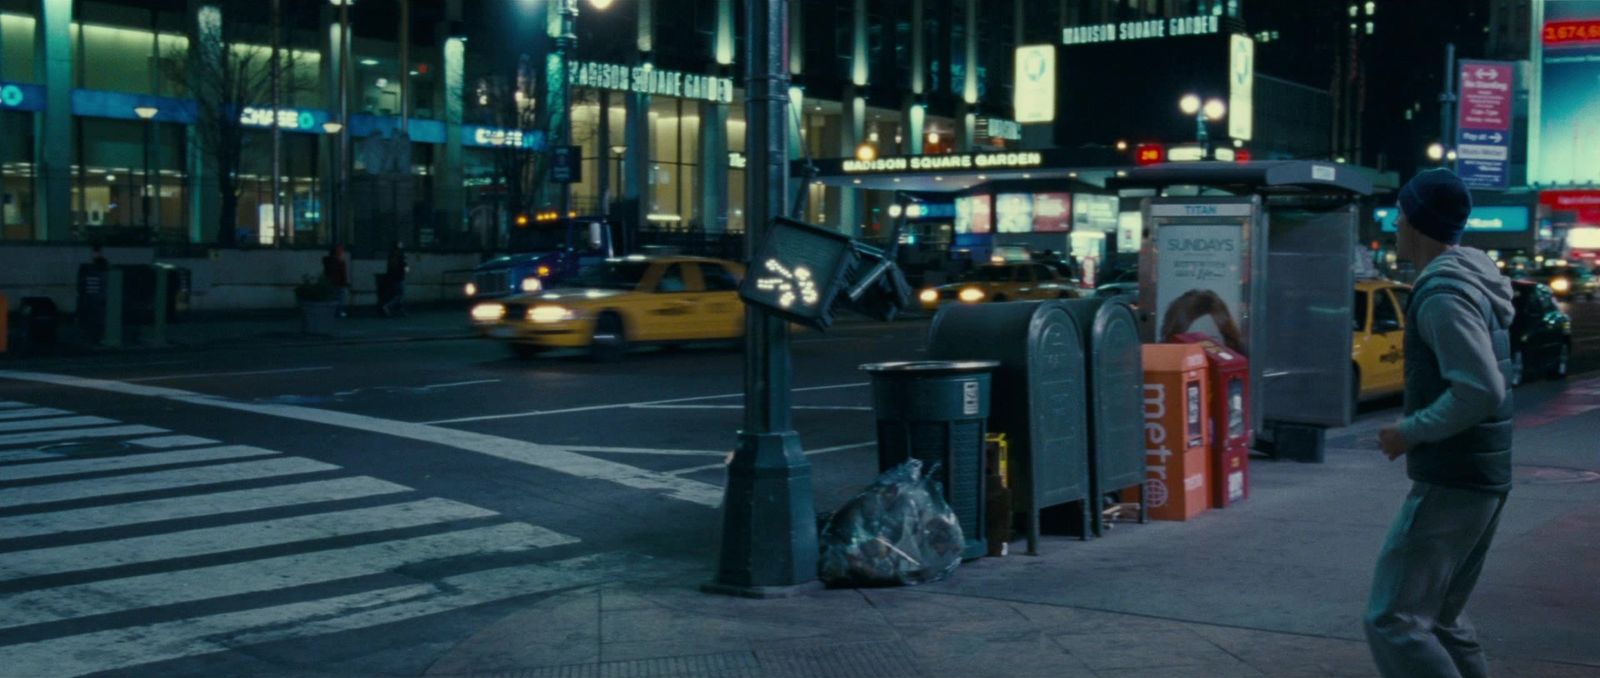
top-left (471, 303), bottom-right (506, 321)
top-left (528, 305), bottom-right (577, 323)
top-left (919, 289), bottom-right (938, 303)
top-left (464, 282), bottom-right (478, 296)
top-left (958, 287), bottom-right (985, 303)
top-left (1551, 278), bottom-right (1570, 293)
top-left (536, 265), bottom-right (552, 278)
top-left (520, 277), bottom-right (542, 293)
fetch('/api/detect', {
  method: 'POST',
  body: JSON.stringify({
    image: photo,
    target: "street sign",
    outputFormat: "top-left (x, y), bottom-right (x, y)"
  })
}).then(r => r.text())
top-left (1456, 60), bottom-right (1514, 190)
top-left (549, 145), bottom-right (581, 184)
top-left (739, 218), bottom-right (858, 330)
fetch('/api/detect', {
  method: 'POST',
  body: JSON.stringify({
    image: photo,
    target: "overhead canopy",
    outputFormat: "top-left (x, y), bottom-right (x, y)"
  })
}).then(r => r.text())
top-left (1107, 161), bottom-right (1374, 196)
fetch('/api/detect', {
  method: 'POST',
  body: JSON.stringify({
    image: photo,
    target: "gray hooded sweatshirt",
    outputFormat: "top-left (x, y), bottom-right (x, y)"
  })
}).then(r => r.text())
top-left (1398, 247), bottom-right (1516, 447)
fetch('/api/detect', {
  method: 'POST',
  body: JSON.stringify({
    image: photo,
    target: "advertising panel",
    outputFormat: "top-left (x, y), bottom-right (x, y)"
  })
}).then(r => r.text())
top-left (1154, 223), bottom-right (1248, 354)
top-left (1228, 34), bottom-right (1255, 141)
top-left (1456, 60), bottom-right (1514, 189)
top-left (1531, 1), bottom-right (1600, 185)
top-left (1032, 193), bottom-right (1072, 232)
top-left (970, 194), bottom-right (993, 234)
top-left (1376, 205), bottom-right (1531, 232)
top-left (1014, 45), bottom-right (1057, 123)
top-left (996, 193), bottom-right (1034, 233)
top-left (1074, 194), bottom-right (1120, 233)
top-left (955, 196), bottom-right (973, 234)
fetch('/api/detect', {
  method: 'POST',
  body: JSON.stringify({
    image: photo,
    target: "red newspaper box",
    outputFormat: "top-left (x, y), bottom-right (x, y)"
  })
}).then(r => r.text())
top-left (1174, 332), bottom-right (1250, 508)
top-left (1139, 344), bottom-right (1210, 521)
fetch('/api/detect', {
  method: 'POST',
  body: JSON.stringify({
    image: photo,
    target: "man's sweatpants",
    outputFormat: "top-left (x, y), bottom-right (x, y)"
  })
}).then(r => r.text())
top-left (1365, 481), bottom-right (1508, 678)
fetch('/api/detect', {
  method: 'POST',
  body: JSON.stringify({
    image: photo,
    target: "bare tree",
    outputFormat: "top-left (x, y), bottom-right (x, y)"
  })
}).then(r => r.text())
top-left (162, 2), bottom-right (312, 247)
top-left (471, 52), bottom-right (562, 234)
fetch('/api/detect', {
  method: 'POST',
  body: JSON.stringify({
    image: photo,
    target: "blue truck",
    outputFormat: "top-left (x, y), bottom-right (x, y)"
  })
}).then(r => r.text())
top-left (465, 217), bottom-right (616, 299)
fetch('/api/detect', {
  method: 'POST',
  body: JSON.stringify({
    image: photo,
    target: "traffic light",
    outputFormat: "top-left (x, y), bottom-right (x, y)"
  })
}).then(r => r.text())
top-left (739, 217), bottom-right (913, 330)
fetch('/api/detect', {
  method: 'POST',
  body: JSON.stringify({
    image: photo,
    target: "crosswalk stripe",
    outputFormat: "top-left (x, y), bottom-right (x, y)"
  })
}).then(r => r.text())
top-left (1, 445), bottom-right (279, 483)
top-left (0, 476), bottom-right (411, 540)
top-left (0, 457), bottom-right (340, 508)
top-left (0, 450), bottom-right (63, 464)
top-left (128, 435), bottom-right (221, 449)
top-left (0, 416), bottom-right (119, 433)
top-left (0, 522), bottom-right (579, 631)
top-left (0, 497), bottom-right (501, 581)
top-left (0, 425), bottom-right (169, 448)
top-left (0, 407), bottom-right (72, 421)
top-left (0, 401), bottom-right (31, 409)
top-left (0, 552), bottom-right (639, 678)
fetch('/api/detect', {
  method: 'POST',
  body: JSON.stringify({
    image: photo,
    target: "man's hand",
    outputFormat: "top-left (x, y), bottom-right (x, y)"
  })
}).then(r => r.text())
top-left (1378, 425), bottom-right (1412, 461)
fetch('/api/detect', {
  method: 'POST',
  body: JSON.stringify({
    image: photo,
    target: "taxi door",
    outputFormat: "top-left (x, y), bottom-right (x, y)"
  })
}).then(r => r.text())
top-left (691, 262), bottom-right (745, 339)
top-left (1366, 288), bottom-right (1406, 394)
top-left (638, 262), bottom-right (700, 341)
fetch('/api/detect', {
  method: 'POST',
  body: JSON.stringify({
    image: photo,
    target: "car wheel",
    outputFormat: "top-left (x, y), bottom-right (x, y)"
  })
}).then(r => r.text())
top-left (1548, 343), bottom-right (1570, 380)
top-left (507, 343), bottom-right (545, 360)
top-left (1511, 351), bottom-right (1526, 387)
top-left (589, 312), bottom-right (627, 363)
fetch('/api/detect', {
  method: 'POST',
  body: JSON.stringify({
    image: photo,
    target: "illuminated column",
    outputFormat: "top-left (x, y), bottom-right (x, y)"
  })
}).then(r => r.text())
top-left (830, 0), bottom-right (868, 236)
top-left (699, 0), bottom-right (733, 234)
top-left (33, 0), bottom-right (71, 241)
top-left (436, 6), bottom-right (465, 238)
top-left (187, 1), bottom-right (224, 243)
top-left (958, 0), bottom-right (978, 151)
top-left (905, 102), bottom-right (925, 155)
top-left (623, 89), bottom-right (650, 240)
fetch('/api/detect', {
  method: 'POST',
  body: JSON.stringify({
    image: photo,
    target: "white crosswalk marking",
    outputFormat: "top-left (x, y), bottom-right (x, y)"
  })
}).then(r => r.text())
top-left (0, 457), bottom-right (339, 507)
top-left (0, 552), bottom-right (640, 678)
top-left (2, 445), bottom-right (279, 482)
top-left (0, 401), bottom-right (32, 409)
top-left (0, 415), bottom-right (119, 433)
top-left (0, 498), bottom-right (500, 581)
top-left (0, 522), bottom-right (577, 630)
top-left (0, 476), bottom-right (410, 539)
top-left (0, 449), bottom-right (62, 463)
top-left (0, 424), bottom-right (168, 448)
top-left (0, 407), bottom-right (72, 421)
top-left (129, 435), bottom-right (221, 449)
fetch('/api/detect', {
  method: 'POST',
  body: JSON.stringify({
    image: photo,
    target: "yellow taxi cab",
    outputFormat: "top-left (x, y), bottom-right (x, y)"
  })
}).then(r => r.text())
top-left (1352, 278), bottom-right (1412, 407)
top-left (918, 262), bottom-right (1080, 311)
top-left (471, 255), bottom-right (745, 360)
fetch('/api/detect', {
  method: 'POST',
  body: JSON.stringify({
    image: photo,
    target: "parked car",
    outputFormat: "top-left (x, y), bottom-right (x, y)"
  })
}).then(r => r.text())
top-left (471, 255), bottom-right (745, 361)
top-left (1509, 280), bottom-right (1572, 385)
top-left (917, 262), bottom-right (1079, 311)
top-left (1351, 278), bottom-right (1412, 407)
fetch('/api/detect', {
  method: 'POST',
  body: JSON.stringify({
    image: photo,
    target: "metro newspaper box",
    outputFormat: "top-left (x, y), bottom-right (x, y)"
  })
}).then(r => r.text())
top-left (1138, 344), bottom-right (1210, 521)
top-left (1174, 332), bottom-right (1251, 508)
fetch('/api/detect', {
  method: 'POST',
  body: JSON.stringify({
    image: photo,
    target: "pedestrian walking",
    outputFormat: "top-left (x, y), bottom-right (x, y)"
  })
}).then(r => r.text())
top-left (322, 244), bottom-right (351, 317)
top-left (1365, 168), bottom-right (1515, 678)
top-left (382, 242), bottom-right (408, 317)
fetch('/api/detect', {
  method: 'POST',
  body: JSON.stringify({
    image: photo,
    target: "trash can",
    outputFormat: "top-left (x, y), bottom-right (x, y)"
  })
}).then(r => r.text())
top-left (928, 301), bottom-right (1092, 553)
top-left (1173, 332), bottom-right (1251, 508)
top-left (76, 264), bottom-right (111, 345)
top-left (1062, 297), bottom-right (1148, 536)
top-left (861, 360), bottom-right (1000, 561)
top-left (118, 264), bottom-right (159, 326)
top-left (157, 264), bottom-right (191, 322)
top-left (16, 297), bottom-right (60, 350)
top-left (1140, 344), bottom-right (1211, 521)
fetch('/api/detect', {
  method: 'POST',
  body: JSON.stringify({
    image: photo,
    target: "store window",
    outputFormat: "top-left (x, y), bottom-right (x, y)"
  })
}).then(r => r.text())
top-left (726, 103), bottom-right (745, 234)
top-left (1, 110), bottom-right (34, 241)
top-left (74, 117), bottom-right (188, 243)
top-left (569, 90), bottom-right (628, 216)
top-left (2, 11), bottom-right (36, 82)
top-left (648, 96), bottom-right (700, 230)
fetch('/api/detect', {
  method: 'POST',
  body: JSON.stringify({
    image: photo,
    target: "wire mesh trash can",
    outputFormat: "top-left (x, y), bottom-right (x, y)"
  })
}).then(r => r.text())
top-left (861, 360), bottom-right (1000, 561)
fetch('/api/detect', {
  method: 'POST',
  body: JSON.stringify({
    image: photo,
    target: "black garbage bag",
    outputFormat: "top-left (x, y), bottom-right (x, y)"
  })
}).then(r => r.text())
top-left (818, 459), bottom-right (965, 587)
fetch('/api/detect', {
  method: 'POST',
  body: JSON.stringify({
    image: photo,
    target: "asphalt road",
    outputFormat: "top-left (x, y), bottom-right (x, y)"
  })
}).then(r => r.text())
top-left (2, 298), bottom-right (1598, 677)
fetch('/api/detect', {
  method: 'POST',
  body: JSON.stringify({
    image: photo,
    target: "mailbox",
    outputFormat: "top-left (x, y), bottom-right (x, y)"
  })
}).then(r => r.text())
top-left (1062, 297), bottom-right (1148, 536)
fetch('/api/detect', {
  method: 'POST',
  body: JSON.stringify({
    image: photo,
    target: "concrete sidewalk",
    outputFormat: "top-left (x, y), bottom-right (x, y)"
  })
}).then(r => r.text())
top-left (425, 379), bottom-right (1600, 678)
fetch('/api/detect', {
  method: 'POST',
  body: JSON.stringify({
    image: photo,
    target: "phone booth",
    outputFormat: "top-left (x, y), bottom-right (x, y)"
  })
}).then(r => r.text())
top-left (1174, 332), bottom-right (1250, 508)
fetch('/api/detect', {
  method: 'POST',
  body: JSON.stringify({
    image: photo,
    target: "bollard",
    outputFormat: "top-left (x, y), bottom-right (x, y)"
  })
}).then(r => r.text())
top-left (103, 268), bottom-right (124, 348)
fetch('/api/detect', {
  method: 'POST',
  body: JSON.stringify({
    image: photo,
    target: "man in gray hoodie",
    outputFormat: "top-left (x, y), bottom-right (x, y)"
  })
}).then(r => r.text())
top-left (1366, 168), bottom-right (1515, 678)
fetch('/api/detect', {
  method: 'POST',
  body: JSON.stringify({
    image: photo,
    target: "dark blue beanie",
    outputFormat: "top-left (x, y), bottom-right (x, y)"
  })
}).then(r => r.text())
top-left (1398, 168), bottom-right (1472, 245)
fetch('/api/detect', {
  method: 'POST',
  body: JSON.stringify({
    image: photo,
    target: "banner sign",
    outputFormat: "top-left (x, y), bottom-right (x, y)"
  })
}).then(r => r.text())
top-left (1456, 60), bottom-right (1514, 190)
top-left (570, 60), bottom-right (734, 104)
top-left (1061, 15), bottom-right (1220, 46)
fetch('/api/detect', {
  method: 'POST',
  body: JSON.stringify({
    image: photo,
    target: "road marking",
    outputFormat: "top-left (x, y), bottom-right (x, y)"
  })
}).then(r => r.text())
top-left (414, 379), bottom-right (502, 390)
top-left (128, 434), bottom-right (222, 449)
top-left (0, 415), bottom-right (120, 433)
top-left (0, 457), bottom-right (340, 508)
top-left (631, 404), bottom-right (874, 412)
top-left (1, 445), bottom-right (280, 482)
top-left (0, 497), bottom-right (501, 581)
top-left (0, 424), bottom-right (168, 448)
top-left (423, 382), bottom-right (871, 425)
top-left (0, 401), bottom-right (33, 409)
top-left (562, 444), bottom-right (728, 457)
top-left (1, 552), bottom-right (641, 678)
top-left (0, 450), bottom-right (63, 463)
top-left (669, 441), bottom-right (878, 477)
top-left (1575, 335), bottom-right (1600, 345)
top-left (0, 476), bottom-right (411, 540)
top-left (0, 522), bottom-right (577, 631)
top-left (0, 407), bottom-right (72, 421)
top-left (0, 370), bottom-right (726, 507)
top-left (124, 366), bottom-right (335, 382)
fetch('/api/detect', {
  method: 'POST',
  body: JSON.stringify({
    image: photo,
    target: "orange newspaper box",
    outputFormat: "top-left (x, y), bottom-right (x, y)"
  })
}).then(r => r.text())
top-left (1140, 344), bottom-right (1210, 521)
top-left (1174, 333), bottom-right (1250, 508)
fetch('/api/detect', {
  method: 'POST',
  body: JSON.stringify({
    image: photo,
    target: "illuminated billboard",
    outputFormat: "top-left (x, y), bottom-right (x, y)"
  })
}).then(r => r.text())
top-left (1014, 45), bottom-right (1057, 123)
top-left (1531, 0), bottom-right (1600, 185)
top-left (1375, 206), bottom-right (1531, 233)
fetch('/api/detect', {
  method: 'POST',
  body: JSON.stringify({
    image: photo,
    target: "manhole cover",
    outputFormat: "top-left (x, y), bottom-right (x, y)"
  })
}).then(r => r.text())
top-left (1515, 466), bottom-right (1600, 485)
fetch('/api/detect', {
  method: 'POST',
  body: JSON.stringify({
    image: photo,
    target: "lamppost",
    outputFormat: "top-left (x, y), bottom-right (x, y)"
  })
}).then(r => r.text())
top-left (331, 0), bottom-right (353, 246)
top-left (134, 105), bottom-right (158, 231)
top-left (1179, 94), bottom-right (1226, 156)
top-left (323, 121), bottom-right (344, 243)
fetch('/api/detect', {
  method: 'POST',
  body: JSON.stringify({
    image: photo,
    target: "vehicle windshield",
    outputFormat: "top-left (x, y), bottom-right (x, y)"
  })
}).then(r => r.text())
top-left (509, 225), bottom-right (569, 253)
top-left (567, 261), bottom-right (650, 290)
top-left (960, 266), bottom-right (1014, 282)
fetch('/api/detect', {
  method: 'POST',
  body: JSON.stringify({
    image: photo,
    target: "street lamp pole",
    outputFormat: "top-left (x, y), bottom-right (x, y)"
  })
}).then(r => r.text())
top-left (555, 0), bottom-right (578, 220)
top-left (706, 0), bottom-right (818, 598)
top-left (134, 106), bottom-right (159, 232)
